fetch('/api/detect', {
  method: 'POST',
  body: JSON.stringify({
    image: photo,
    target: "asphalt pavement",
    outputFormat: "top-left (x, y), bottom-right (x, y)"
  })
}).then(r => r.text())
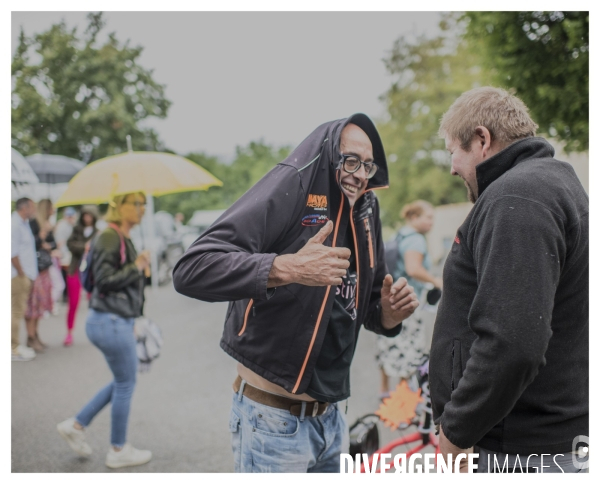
top-left (11, 284), bottom-right (434, 473)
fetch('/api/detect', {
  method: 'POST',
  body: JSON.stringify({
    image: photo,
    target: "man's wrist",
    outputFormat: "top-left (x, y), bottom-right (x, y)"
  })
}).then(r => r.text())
top-left (380, 311), bottom-right (402, 330)
top-left (267, 254), bottom-right (296, 288)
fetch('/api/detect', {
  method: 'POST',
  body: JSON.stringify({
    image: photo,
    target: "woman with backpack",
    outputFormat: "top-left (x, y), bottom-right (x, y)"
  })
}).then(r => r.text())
top-left (57, 192), bottom-right (152, 469)
top-left (376, 200), bottom-right (443, 400)
top-left (63, 206), bottom-right (98, 346)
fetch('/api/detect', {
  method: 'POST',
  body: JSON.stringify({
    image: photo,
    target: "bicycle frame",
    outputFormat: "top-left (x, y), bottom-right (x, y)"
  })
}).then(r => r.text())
top-left (358, 356), bottom-right (441, 473)
top-left (359, 413), bottom-right (440, 472)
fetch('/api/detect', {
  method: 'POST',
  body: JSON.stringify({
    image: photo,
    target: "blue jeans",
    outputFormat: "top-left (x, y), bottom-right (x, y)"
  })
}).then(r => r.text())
top-left (75, 309), bottom-right (137, 447)
top-left (229, 380), bottom-right (349, 472)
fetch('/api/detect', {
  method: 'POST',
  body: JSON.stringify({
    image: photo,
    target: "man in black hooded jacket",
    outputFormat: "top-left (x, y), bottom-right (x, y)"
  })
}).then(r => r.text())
top-left (430, 87), bottom-right (588, 473)
top-left (173, 114), bottom-right (418, 472)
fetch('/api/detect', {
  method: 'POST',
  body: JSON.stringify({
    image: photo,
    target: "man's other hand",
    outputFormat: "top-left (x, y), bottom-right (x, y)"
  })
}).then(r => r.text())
top-left (268, 221), bottom-right (351, 287)
top-left (439, 425), bottom-right (472, 473)
top-left (380, 275), bottom-right (419, 329)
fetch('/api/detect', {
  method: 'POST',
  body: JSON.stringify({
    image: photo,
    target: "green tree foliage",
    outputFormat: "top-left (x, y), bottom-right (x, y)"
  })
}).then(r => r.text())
top-left (12, 12), bottom-right (171, 161)
top-left (224, 141), bottom-right (291, 205)
top-left (376, 19), bottom-right (492, 227)
top-left (462, 11), bottom-right (589, 151)
top-left (155, 141), bottom-right (291, 222)
top-left (154, 152), bottom-right (227, 220)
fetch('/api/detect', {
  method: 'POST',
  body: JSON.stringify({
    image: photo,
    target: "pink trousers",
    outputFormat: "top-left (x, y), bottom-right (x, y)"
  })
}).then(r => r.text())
top-left (66, 273), bottom-right (82, 331)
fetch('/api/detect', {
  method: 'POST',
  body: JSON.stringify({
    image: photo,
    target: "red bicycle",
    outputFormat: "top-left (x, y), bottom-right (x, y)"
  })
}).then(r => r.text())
top-left (348, 356), bottom-right (440, 473)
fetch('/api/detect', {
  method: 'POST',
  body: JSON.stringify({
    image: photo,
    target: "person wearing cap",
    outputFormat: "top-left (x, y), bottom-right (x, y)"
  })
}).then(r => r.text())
top-left (54, 207), bottom-right (78, 306)
top-left (173, 114), bottom-right (419, 472)
top-left (63, 206), bottom-right (99, 346)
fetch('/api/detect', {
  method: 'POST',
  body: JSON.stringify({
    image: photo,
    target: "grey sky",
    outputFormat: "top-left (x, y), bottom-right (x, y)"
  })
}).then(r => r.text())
top-left (12, 11), bottom-right (443, 160)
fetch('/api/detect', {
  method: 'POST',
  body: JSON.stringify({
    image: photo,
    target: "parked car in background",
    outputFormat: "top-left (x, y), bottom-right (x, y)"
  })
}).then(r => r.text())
top-left (130, 211), bottom-right (185, 286)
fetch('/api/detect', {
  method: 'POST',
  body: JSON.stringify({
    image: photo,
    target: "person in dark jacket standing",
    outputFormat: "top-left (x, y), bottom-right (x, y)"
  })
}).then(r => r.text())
top-left (57, 192), bottom-right (153, 469)
top-left (64, 206), bottom-right (98, 346)
top-left (430, 87), bottom-right (588, 473)
top-left (173, 114), bottom-right (419, 472)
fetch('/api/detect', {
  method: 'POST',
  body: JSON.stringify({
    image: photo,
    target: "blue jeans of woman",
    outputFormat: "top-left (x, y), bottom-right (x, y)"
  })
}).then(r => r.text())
top-left (75, 309), bottom-right (137, 447)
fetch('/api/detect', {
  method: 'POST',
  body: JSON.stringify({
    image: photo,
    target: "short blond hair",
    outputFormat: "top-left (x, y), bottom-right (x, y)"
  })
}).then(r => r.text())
top-left (105, 192), bottom-right (146, 225)
top-left (401, 200), bottom-right (433, 220)
top-left (439, 86), bottom-right (538, 151)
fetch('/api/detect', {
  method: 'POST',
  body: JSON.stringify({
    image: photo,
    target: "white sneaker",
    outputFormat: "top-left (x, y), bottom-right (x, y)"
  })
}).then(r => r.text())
top-left (20, 345), bottom-right (36, 357)
top-left (57, 418), bottom-right (92, 457)
top-left (105, 443), bottom-right (152, 469)
top-left (12, 345), bottom-right (35, 361)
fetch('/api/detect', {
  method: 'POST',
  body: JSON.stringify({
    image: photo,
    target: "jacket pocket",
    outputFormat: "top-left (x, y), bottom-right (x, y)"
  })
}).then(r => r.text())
top-left (235, 286), bottom-right (307, 380)
top-left (451, 339), bottom-right (463, 392)
top-left (237, 299), bottom-right (254, 336)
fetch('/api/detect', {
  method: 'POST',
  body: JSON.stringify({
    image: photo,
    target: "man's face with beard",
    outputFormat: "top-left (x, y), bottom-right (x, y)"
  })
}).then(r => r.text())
top-left (445, 135), bottom-right (483, 204)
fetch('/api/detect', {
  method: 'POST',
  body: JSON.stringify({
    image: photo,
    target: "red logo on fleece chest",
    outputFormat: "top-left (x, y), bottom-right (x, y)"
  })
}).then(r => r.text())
top-left (454, 235), bottom-right (461, 244)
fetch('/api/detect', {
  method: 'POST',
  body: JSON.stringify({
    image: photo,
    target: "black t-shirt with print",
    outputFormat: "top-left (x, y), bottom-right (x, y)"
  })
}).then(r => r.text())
top-left (306, 225), bottom-right (360, 402)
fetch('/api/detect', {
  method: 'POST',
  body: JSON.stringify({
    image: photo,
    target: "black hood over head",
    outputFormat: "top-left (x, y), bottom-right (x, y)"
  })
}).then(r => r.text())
top-left (283, 113), bottom-right (389, 192)
top-left (328, 113), bottom-right (389, 190)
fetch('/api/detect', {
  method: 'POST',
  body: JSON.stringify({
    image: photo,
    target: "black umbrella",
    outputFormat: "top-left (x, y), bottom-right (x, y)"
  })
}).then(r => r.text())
top-left (26, 154), bottom-right (86, 184)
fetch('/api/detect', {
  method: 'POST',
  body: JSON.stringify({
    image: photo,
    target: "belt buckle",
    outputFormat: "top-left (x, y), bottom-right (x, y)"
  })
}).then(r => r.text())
top-left (312, 402), bottom-right (319, 417)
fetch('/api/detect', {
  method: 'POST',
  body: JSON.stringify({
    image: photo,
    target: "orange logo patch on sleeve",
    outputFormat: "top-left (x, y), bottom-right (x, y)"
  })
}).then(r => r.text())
top-left (306, 194), bottom-right (327, 209)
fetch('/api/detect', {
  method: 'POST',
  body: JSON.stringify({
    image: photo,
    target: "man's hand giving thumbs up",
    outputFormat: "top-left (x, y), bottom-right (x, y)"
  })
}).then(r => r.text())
top-left (268, 221), bottom-right (351, 287)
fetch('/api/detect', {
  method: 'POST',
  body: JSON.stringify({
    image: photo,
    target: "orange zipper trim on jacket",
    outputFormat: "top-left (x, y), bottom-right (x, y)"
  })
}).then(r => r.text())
top-left (291, 185), bottom-right (345, 394)
top-left (364, 218), bottom-right (374, 268)
top-left (238, 299), bottom-right (254, 336)
top-left (349, 208), bottom-right (360, 310)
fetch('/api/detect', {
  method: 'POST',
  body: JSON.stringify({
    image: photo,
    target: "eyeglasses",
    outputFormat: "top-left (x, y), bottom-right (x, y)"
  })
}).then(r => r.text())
top-left (124, 201), bottom-right (147, 208)
top-left (339, 154), bottom-right (378, 179)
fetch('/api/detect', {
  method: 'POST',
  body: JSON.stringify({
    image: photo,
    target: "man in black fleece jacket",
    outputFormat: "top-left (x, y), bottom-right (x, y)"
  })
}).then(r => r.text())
top-left (430, 87), bottom-right (588, 473)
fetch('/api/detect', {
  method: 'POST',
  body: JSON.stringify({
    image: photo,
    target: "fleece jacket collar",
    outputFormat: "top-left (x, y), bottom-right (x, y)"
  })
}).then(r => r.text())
top-left (476, 137), bottom-right (555, 197)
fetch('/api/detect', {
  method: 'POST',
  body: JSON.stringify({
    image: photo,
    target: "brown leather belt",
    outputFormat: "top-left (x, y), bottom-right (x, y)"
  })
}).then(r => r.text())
top-left (233, 375), bottom-right (329, 417)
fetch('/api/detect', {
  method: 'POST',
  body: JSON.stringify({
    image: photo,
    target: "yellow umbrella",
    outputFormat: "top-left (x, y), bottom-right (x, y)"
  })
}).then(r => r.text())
top-left (55, 151), bottom-right (222, 206)
top-left (55, 150), bottom-right (222, 290)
